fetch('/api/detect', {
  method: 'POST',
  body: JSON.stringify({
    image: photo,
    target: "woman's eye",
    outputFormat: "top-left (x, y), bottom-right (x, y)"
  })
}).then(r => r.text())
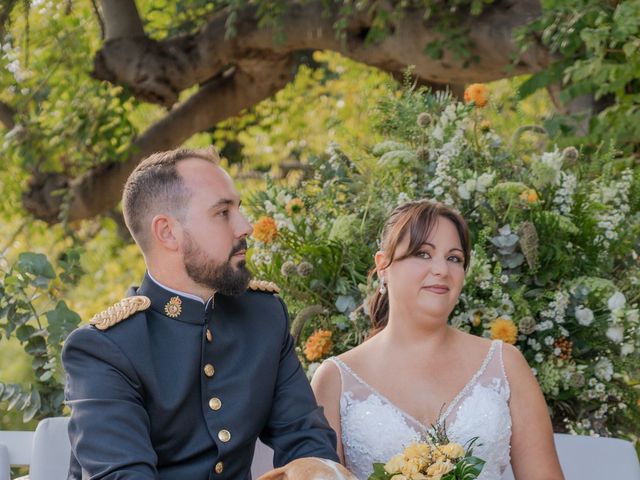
top-left (417, 251), bottom-right (431, 259)
top-left (448, 256), bottom-right (463, 263)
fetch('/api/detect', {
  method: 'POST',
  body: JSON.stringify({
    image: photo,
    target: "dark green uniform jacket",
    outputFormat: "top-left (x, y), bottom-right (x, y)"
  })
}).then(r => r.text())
top-left (62, 273), bottom-right (338, 479)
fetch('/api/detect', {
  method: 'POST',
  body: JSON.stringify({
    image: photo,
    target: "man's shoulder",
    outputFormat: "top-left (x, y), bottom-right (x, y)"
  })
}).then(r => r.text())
top-left (65, 296), bottom-right (151, 347)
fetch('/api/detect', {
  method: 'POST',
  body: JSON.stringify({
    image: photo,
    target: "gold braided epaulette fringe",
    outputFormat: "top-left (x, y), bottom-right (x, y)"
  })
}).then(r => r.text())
top-left (90, 296), bottom-right (151, 331)
top-left (248, 280), bottom-right (280, 294)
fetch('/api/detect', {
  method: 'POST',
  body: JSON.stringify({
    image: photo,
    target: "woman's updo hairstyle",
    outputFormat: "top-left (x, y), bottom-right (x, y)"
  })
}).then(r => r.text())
top-left (368, 200), bottom-right (470, 336)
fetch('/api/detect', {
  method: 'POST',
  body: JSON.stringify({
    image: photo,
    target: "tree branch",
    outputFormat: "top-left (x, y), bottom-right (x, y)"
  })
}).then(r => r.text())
top-left (0, 101), bottom-right (16, 130)
top-left (99, 0), bottom-right (144, 40)
top-left (23, 55), bottom-right (295, 223)
top-left (92, 0), bottom-right (548, 107)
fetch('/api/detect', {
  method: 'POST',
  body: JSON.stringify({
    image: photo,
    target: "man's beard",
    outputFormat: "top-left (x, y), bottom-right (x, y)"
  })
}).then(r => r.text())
top-left (183, 232), bottom-right (251, 296)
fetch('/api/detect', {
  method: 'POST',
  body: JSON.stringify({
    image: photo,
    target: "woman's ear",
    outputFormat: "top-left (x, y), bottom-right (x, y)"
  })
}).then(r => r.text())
top-left (150, 214), bottom-right (181, 252)
top-left (374, 250), bottom-right (388, 282)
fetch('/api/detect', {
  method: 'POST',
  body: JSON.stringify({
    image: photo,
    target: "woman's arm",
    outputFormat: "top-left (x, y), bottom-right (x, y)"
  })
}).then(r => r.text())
top-left (311, 360), bottom-right (345, 463)
top-left (504, 343), bottom-right (564, 480)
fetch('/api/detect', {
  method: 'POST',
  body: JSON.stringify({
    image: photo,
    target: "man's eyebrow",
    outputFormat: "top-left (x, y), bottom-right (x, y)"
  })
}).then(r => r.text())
top-left (207, 199), bottom-right (239, 211)
top-left (421, 242), bottom-right (464, 253)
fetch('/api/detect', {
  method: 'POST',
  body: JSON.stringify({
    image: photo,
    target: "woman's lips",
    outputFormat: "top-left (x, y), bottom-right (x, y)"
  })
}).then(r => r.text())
top-left (423, 285), bottom-right (450, 294)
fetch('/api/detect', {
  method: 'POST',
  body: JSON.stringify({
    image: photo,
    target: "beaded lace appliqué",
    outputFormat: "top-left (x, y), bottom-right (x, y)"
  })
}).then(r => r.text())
top-left (328, 340), bottom-right (512, 480)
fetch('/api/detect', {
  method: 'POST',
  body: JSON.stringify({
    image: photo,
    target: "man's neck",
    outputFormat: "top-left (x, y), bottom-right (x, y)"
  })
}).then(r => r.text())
top-left (146, 268), bottom-right (214, 303)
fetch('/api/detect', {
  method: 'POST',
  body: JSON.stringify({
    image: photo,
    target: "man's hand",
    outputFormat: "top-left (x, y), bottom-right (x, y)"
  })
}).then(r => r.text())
top-left (257, 457), bottom-right (357, 480)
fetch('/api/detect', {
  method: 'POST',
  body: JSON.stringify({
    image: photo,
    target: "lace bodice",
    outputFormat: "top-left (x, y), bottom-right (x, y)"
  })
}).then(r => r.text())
top-left (327, 340), bottom-right (512, 480)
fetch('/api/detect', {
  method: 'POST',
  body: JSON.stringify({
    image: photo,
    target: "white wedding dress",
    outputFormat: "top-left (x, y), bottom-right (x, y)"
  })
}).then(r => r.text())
top-left (326, 340), bottom-right (512, 480)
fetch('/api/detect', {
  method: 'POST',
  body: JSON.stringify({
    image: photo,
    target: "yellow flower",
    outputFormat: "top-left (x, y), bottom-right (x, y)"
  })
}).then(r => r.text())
top-left (471, 312), bottom-right (482, 327)
top-left (400, 457), bottom-right (425, 477)
top-left (285, 198), bottom-right (305, 215)
top-left (520, 189), bottom-right (539, 203)
top-left (390, 475), bottom-right (409, 480)
top-left (490, 317), bottom-right (518, 344)
top-left (426, 460), bottom-right (455, 477)
top-left (384, 453), bottom-right (406, 474)
top-left (439, 442), bottom-right (465, 460)
top-left (303, 329), bottom-right (333, 362)
top-left (480, 119), bottom-right (491, 132)
top-left (464, 84), bottom-right (489, 107)
top-left (253, 216), bottom-right (278, 243)
top-left (404, 442), bottom-right (431, 461)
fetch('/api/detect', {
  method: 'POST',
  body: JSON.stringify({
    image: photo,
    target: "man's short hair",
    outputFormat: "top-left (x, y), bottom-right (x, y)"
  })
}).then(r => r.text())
top-left (122, 147), bottom-right (220, 251)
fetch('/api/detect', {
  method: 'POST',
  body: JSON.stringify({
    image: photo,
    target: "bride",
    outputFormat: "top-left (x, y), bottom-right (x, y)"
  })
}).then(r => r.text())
top-left (312, 200), bottom-right (564, 479)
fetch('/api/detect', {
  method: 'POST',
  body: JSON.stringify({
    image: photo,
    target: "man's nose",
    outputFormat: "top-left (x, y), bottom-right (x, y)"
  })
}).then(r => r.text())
top-left (236, 212), bottom-right (253, 238)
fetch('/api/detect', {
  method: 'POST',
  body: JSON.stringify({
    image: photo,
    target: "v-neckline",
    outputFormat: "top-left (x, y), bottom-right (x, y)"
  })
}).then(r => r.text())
top-left (333, 340), bottom-right (499, 430)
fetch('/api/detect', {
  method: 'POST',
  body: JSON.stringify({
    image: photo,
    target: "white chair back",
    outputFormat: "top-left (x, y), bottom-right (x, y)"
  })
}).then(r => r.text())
top-left (29, 417), bottom-right (71, 480)
top-left (502, 433), bottom-right (640, 479)
top-left (0, 417), bottom-right (71, 480)
top-left (251, 439), bottom-right (274, 478)
top-left (0, 430), bottom-right (34, 480)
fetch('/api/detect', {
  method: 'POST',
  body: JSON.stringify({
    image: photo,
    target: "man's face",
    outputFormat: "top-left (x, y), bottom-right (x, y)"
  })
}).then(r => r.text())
top-left (177, 159), bottom-right (253, 296)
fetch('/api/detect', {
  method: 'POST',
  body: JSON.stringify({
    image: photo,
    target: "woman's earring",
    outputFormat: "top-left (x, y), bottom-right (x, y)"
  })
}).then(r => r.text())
top-left (379, 278), bottom-right (387, 295)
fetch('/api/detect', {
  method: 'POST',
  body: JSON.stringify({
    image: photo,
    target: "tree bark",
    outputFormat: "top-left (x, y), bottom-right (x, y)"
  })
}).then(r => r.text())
top-left (0, 101), bottom-right (16, 130)
top-left (22, 56), bottom-right (295, 223)
top-left (23, 0), bottom-right (550, 223)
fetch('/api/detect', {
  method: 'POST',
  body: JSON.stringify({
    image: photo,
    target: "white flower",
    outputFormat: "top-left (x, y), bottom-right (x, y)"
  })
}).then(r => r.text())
top-left (500, 275), bottom-right (509, 284)
top-left (458, 183), bottom-right (471, 200)
top-left (626, 309), bottom-right (638, 323)
top-left (606, 325), bottom-right (624, 344)
top-left (594, 359), bottom-right (613, 381)
top-left (535, 353), bottom-right (544, 363)
top-left (575, 306), bottom-right (595, 326)
top-left (544, 336), bottom-right (555, 346)
top-left (621, 344), bottom-right (635, 356)
top-left (607, 292), bottom-right (626, 311)
top-left (476, 173), bottom-right (495, 191)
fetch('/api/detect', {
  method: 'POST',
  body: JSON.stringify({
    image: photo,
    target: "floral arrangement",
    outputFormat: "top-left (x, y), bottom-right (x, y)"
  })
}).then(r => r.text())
top-left (246, 80), bottom-right (640, 438)
top-left (368, 422), bottom-right (484, 480)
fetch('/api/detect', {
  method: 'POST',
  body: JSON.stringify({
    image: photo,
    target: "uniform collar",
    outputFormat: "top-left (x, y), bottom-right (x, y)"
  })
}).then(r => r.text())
top-left (136, 272), bottom-right (213, 325)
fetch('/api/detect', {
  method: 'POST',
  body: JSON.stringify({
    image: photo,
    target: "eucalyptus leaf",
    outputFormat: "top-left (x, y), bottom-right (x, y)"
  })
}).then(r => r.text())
top-left (16, 252), bottom-right (56, 280)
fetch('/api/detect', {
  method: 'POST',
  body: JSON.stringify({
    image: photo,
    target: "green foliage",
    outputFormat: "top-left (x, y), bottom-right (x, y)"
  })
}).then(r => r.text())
top-left (517, 0), bottom-right (640, 152)
top-left (0, 249), bottom-right (82, 421)
top-left (249, 81), bottom-right (640, 438)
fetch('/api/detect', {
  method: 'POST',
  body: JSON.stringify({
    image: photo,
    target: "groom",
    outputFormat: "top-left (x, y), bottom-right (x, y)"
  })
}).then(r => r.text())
top-left (62, 147), bottom-right (339, 479)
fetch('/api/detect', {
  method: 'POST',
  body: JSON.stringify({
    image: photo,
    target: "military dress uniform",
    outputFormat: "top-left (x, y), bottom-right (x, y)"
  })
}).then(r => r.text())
top-left (62, 273), bottom-right (338, 479)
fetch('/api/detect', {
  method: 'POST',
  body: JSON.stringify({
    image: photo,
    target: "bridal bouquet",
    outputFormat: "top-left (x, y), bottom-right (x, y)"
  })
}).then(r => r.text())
top-left (368, 425), bottom-right (484, 480)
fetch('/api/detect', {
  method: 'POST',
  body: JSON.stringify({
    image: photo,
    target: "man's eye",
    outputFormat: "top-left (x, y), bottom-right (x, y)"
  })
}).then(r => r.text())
top-left (218, 210), bottom-right (230, 217)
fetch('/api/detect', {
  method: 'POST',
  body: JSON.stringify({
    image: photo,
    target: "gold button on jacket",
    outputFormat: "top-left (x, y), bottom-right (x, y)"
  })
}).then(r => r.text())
top-left (214, 461), bottom-right (224, 474)
top-left (206, 329), bottom-right (213, 342)
top-left (218, 429), bottom-right (231, 442)
top-left (204, 364), bottom-right (215, 377)
top-left (208, 397), bottom-right (222, 411)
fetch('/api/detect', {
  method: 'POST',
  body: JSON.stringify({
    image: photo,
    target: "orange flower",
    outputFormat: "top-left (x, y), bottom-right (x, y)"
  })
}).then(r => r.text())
top-left (285, 198), bottom-right (305, 216)
top-left (253, 216), bottom-right (278, 243)
top-left (490, 317), bottom-right (518, 344)
top-left (520, 189), bottom-right (539, 203)
top-left (304, 329), bottom-right (333, 361)
top-left (463, 83), bottom-right (489, 108)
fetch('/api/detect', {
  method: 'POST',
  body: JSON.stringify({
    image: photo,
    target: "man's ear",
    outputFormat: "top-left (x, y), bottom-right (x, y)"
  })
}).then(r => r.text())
top-left (150, 214), bottom-right (181, 252)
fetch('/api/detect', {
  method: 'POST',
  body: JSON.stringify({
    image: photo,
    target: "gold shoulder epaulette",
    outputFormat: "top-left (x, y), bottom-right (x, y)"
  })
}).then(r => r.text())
top-left (248, 280), bottom-right (280, 294)
top-left (90, 296), bottom-right (151, 331)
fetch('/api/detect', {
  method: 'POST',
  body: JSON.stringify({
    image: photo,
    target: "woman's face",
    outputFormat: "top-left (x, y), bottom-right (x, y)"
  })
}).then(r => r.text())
top-left (378, 216), bottom-right (466, 323)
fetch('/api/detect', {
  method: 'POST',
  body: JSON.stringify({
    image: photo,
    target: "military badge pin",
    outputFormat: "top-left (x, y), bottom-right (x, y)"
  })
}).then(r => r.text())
top-left (164, 296), bottom-right (182, 318)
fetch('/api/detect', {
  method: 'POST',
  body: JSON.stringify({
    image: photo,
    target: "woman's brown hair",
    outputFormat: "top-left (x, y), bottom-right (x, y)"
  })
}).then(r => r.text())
top-left (368, 200), bottom-right (471, 336)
